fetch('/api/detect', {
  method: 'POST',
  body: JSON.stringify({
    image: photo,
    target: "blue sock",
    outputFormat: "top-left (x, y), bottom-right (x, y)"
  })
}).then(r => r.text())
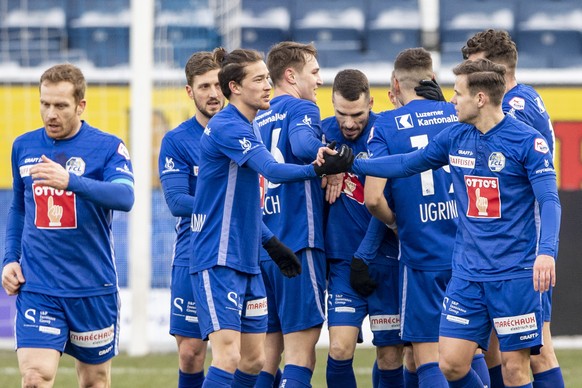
top-left (232, 369), bottom-right (258, 387)
top-left (274, 369), bottom-right (282, 387)
top-left (326, 355), bottom-right (356, 388)
top-left (280, 364), bottom-right (313, 388)
top-left (471, 354), bottom-right (491, 388)
top-left (403, 368), bottom-right (419, 388)
top-left (372, 360), bottom-right (379, 388)
top-left (203, 366), bottom-right (233, 388)
top-left (448, 368), bottom-right (484, 388)
top-left (377, 366), bottom-right (403, 388)
top-left (179, 370), bottom-right (204, 388)
top-left (489, 365), bottom-right (505, 388)
top-left (417, 362), bottom-right (447, 388)
top-left (533, 367), bottom-right (564, 388)
top-left (255, 371), bottom-right (275, 388)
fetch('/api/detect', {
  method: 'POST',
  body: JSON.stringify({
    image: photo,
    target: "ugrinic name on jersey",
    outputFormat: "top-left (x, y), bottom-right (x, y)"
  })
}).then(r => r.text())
top-left (255, 111), bottom-right (287, 127)
top-left (417, 114), bottom-right (458, 127)
top-left (263, 194), bottom-right (281, 215)
top-left (419, 199), bottom-right (458, 222)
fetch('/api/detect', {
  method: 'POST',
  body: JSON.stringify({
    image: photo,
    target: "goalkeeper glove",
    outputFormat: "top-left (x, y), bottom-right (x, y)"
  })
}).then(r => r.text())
top-left (263, 236), bottom-right (302, 278)
top-left (415, 79), bottom-right (446, 102)
top-left (350, 257), bottom-right (377, 297)
top-left (314, 144), bottom-right (355, 176)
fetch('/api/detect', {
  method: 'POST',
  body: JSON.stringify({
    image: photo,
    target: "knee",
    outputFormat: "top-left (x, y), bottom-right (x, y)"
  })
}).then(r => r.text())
top-left (179, 341), bottom-right (208, 371)
top-left (240, 350), bottom-right (265, 374)
top-left (328, 340), bottom-right (354, 361)
top-left (22, 371), bottom-right (51, 388)
top-left (377, 347), bottom-right (403, 371)
top-left (439, 357), bottom-right (468, 381)
top-left (501, 357), bottom-right (530, 384)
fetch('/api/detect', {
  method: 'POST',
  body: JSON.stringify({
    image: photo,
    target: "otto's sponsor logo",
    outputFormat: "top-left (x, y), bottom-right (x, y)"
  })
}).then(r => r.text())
top-left (465, 175), bottom-right (501, 218)
top-left (494, 313), bottom-right (537, 335)
top-left (33, 184), bottom-right (77, 229)
top-left (534, 138), bottom-right (549, 154)
top-left (395, 114), bottom-right (414, 130)
top-left (342, 173), bottom-right (364, 204)
top-left (449, 155), bottom-right (475, 169)
top-left (245, 297), bottom-right (268, 317)
top-left (117, 143), bottom-right (131, 160)
top-left (509, 97), bottom-right (525, 111)
top-left (369, 314), bottom-right (400, 331)
top-left (488, 152), bottom-right (505, 172)
top-left (70, 325), bottom-right (115, 348)
top-left (66, 157), bottom-right (85, 176)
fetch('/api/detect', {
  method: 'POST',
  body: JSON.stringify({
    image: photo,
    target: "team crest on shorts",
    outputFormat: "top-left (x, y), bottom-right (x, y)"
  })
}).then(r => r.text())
top-left (488, 152), bottom-right (505, 172)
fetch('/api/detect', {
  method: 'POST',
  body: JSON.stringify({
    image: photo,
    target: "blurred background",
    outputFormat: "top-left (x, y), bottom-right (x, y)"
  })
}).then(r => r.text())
top-left (0, 0), bottom-right (581, 353)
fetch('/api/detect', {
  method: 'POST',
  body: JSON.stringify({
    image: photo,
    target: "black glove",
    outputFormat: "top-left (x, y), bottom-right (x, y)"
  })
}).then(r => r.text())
top-left (350, 257), bottom-right (377, 297)
top-left (415, 79), bottom-right (446, 102)
top-left (263, 236), bottom-right (302, 278)
top-left (313, 144), bottom-right (355, 176)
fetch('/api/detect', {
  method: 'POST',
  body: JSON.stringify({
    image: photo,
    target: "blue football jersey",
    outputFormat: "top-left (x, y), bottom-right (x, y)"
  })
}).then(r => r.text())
top-left (368, 100), bottom-right (459, 270)
top-left (7, 121), bottom-right (134, 297)
top-left (158, 117), bottom-right (203, 267)
top-left (256, 95), bottom-right (325, 257)
top-left (423, 115), bottom-right (556, 280)
top-left (190, 104), bottom-right (267, 275)
top-left (503, 84), bottom-right (555, 155)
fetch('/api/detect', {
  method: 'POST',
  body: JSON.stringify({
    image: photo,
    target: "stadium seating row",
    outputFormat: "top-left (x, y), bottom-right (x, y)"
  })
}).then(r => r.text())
top-left (0, 0), bottom-right (580, 69)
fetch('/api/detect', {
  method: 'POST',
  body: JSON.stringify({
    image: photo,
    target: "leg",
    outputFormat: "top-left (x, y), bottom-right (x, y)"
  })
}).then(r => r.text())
top-left (75, 358), bottom-right (112, 388)
top-left (239, 332), bottom-right (266, 374)
top-left (176, 335), bottom-right (208, 373)
top-left (500, 349), bottom-right (531, 386)
top-left (402, 346), bottom-right (418, 388)
top-left (327, 326), bottom-right (359, 388)
top-left (283, 327), bottom-right (321, 371)
top-left (17, 348), bottom-right (60, 388)
top-left (208, 329), bottom-right (241, 373)
top-left (438, 336), bottom-right (479, 381)
top-left (376, 345), bottom-right (404, 388)
top-left (256, 332), bottom-right (283, 388)
top-left (530, 321), bottom-right (560, 372)
top-left (484, 328), bottom-right (505, 388)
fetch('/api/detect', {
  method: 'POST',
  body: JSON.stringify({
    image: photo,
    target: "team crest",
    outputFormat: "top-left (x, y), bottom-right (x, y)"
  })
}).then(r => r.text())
top-left (488, 152), bottom-right (505, 172)
top-left (66, 157), bottom-right (85, 176)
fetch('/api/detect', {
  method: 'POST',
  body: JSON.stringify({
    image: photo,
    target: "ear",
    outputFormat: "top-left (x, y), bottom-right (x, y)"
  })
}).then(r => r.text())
top-left (392, 77), bottom-right (401, 95)
top-left (229, 80), bottom-right (241, 95)
top-left (368, 95), bottom-right (374, 111)
top-left (284, 68), bottom-right (296, 84)
top-left (77, 99), bottom-right (86, 116)
top-left (476, 91), bottom-right (487, 108)
top-left (185, 85), bottom-right (194, 100)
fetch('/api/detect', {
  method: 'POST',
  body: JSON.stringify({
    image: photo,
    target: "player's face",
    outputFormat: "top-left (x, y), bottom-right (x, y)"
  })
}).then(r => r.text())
top-left (189, 68), bottom-right (224, 120)
top-left (451, 75), bottom-right (479, 125)
top-left (293, 54), bottom-right (323, 103)
top-left (239, 60), bottom-right (272, 111)
top-left (40, 81), bottom-right (85, 140)
top-left (333, 92), bottom-right (372, 141)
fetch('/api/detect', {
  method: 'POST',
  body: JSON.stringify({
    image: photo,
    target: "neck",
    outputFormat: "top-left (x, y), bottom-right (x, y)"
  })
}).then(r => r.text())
top-left (195, 114), bottom-right (210, 128)
top-left (505, 72), bottom-right (517, 92)
top-left (273, 83), bottom-right (299, 99)
top-left (474, 107), bottom-right (506, 134)
top-left (231, 101), bottom-right (257, 123)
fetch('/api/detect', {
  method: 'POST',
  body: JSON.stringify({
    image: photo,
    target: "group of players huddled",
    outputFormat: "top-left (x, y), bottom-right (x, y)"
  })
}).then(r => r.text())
top-left (3, 28), bottom-right (562, 388)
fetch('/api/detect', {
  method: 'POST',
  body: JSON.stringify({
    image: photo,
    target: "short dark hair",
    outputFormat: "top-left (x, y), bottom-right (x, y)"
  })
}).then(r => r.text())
top-left (462, 29), bottom-right (518, 72)
top-left (453, 58), bottom-right (506, 106)
top-left (212, 47), bottom-right (264, 99)
top-left (392, 48), bottom-right (434, 90)
top-left (332, 69), bottom-right (370, 102)
top-left (266, 41), bottom-right (318, 86)
top-left (40, 63), bottom-right (86, 103)
top-left (185, 51), bottom-right (220, 87)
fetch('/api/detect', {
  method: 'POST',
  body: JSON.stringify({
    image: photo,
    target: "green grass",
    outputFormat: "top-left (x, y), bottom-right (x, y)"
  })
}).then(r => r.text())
top-left (1, 347), bottom-right (581, 387)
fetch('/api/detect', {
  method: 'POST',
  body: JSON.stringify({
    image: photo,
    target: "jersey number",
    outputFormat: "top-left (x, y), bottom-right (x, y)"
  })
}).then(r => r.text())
top-left (410, 134), bottom-right (452, 196)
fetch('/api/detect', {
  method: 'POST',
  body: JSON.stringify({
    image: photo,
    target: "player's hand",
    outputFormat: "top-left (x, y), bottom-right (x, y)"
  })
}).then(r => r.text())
top-left (315, 141), bottom-right (337, 167)
top-left (415, 79), bottom-right (446, 102)
top-left (313, 144), bottom-right (354, 176)
top-left (350, 257), bottom-right (377, 297)
top-left (30, 155), bottom-right (70, 190)
top-left (2, 262), bottom-right (25, 296)
top-left (533, 254), bottom-right (556, 292)
top-left (263, 236), bottom-right (302, 278)
top-left (323, 173), bottom-right (344, 204)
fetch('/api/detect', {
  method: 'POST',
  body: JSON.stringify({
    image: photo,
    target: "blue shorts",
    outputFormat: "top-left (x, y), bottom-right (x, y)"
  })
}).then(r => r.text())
top-left (191, 266), bottom-right (267, 340)
top-left (440, 276), bottom-right (543, 354)
top-left (327, 259), bottom-right (402, 347)
top-left (170, 265), bottom-right (202, 339)
top-left (542, 287), bottom-right (552, 322)
top-left (261, 248), bottom-right (326, 334)
top-left (400, 264), bottom-right (451, 343)
top-left (15, 291), bottom-right (119, 364)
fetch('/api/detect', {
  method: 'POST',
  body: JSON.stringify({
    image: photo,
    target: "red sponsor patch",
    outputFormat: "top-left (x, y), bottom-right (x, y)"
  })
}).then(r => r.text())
top-left (342, 173), bottom-right (365, 204)
top-left (259, 174), bottom-right (266, 209)
top-left (33, 184), bottom-right (77, 229)
top-left (464, 175), bottom-right (501, 218)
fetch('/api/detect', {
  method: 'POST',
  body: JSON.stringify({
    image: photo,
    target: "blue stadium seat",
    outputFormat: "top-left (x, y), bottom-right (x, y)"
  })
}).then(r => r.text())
top-left (67, 0), bottom-right (130, 21)
top-left (240, 0), bottom-right (290, 55)
top-left (291, 0), bottom-right (364, 51)
top-left (515, 0), bottom-right (582, 68)
top-left (365, 0), bottom-right (421, 62)
top-left (156, 0), bottom-right (209, 12)
top-left (440, 0), bottom-right (517, 55)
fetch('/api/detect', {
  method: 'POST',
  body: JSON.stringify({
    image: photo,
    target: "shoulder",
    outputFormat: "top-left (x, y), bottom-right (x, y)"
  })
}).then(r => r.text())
top-left (13, 127), bottom-right (44, 145)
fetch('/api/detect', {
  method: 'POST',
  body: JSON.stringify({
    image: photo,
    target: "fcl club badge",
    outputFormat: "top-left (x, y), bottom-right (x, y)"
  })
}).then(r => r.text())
top-left (32, 184), bottom-right (77, 229)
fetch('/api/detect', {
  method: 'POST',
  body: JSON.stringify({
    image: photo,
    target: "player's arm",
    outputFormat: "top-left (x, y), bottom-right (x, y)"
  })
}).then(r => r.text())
top-left (531, 175), bottom-right (561, 292)
top-left (160, 175), bottom-right (193, 217)
top-left (288, 104), bottom-right (324, 163)
top-left (30, 155), bottom-right (134, 212)
top-left (364, 177), bottom-right (395, 226)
